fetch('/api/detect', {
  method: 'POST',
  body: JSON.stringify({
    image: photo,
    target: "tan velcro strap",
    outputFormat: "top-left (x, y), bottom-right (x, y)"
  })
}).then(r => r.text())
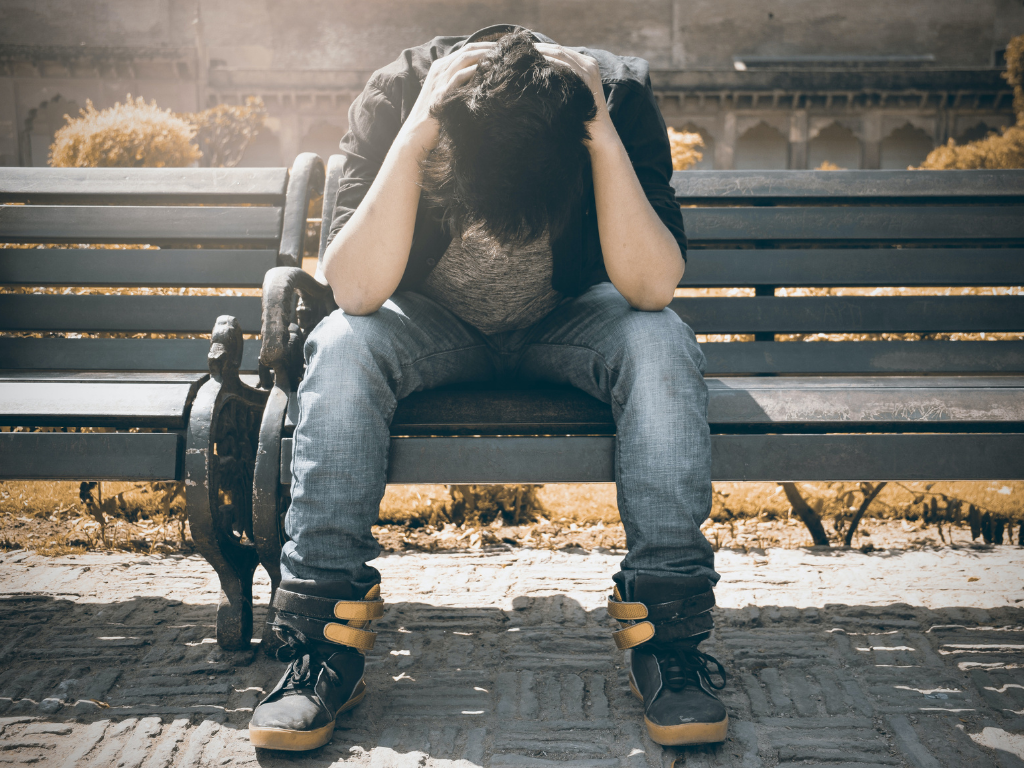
top-left (607, 598), bottom-right (648, 621)
top-left (612, 621), bottom-right (655, 650)
top-left (324, 622), bottom-right (377, 651)
top-left (348, 584), bottom-right (382, 630)
top-left (333, 599), bottom-right (384, 622)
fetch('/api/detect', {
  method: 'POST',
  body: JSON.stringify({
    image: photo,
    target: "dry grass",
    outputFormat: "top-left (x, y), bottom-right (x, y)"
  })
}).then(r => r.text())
top-left (4, 479), bottom-right (1020, 558)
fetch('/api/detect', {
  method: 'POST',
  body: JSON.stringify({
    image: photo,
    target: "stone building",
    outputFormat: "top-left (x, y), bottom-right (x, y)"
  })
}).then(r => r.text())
top-left (1, 0), bottom-right (1021, 169)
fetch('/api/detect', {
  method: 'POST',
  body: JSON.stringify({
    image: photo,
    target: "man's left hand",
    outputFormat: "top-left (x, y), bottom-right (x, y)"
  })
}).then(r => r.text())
top-left (534, 44), bottom-right (613, 142)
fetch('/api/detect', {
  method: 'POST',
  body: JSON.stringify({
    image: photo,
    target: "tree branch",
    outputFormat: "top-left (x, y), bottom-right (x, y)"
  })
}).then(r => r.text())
top-left (781, 483), bottom-right (831, 546)
top-left (843, 482), bottom-right (887, 547)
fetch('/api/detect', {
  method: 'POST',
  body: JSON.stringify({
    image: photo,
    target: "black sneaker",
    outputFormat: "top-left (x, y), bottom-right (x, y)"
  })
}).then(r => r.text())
top-left (628, 639), bottom-right (728, 746)
top-left (248, 623), bottom-right (367, 751)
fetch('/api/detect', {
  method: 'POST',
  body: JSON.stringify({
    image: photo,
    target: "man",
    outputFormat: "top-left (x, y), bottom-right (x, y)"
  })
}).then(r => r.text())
top-left (248, 24), bottom-right (726, 752)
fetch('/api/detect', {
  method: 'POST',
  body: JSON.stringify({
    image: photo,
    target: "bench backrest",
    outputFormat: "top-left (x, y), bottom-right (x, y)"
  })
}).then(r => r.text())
top-left (671, 170), bottom-right (1024, 375)
top-left (0, 154), bottom-right (324, 374)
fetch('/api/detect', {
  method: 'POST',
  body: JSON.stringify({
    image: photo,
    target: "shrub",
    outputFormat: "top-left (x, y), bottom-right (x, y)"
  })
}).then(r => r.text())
top-left (916, 125), bottom-right (1024, 170)
top-left (182, 96), bottom-right (267, 168)
top-left (918, 34), bottom-right (1024, 169)
top-left (667, 127), bottom-right (704, 170)
top-left (49, 95), bottom-right (201, 168)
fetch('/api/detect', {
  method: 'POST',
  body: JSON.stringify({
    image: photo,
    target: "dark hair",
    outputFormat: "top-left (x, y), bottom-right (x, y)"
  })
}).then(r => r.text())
top-left (419, 30), bottom-right (597, 245)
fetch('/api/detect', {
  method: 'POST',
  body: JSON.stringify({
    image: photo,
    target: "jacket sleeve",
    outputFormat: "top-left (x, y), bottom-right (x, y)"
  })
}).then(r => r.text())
top-left (612, 75), bottom-right (687, 261)
top-left (325, 77), bottom-right (404, 248)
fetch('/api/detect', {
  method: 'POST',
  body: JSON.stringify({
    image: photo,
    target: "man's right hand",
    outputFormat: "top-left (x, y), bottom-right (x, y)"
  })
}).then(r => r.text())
top-left (401, 42), bottom-right (495, 150)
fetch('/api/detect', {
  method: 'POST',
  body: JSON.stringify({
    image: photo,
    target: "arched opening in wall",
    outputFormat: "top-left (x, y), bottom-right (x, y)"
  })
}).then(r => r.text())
top-left (880, 123), bottom-right (934, 169)
top-left (808, 122), bottom-right (862, 170)
top-left (674, 124), bottom-right (714, 169)
top-left (25, 95), bottom-right (80, 167)
top-left (300, 121), bottom-right (344, 162)
top-left (237, 128), bottom-right (283, 167)
top-left (734, 122), bottom-right (788, 170)
top-left (954, 121), bottom-right (999, 145)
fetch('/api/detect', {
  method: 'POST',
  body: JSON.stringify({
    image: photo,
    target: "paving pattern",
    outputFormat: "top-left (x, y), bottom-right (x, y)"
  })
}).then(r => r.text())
top-left (1, 544), bottom-right (1023, 767)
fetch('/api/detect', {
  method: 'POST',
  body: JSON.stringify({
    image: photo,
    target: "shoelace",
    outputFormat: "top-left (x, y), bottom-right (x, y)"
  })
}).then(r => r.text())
top-left (270, 621), bottom-right (340, 692)
top-left (649, 641), bottom-right (727, 693)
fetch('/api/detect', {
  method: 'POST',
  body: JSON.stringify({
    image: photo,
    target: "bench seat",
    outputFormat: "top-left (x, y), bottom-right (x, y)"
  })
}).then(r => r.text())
top-left (277, 377), bottom-right (1024, 483)
top-left (1, 372), bottom-right (207, 429)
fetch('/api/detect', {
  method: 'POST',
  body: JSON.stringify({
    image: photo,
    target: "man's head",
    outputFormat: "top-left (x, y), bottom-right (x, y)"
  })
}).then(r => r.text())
top-left (420, 30), bottom-right (598, 246)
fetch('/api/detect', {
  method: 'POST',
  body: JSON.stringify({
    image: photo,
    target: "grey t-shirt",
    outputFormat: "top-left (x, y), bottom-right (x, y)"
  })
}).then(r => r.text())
top-left (419, 221), bottom-right (565, 335)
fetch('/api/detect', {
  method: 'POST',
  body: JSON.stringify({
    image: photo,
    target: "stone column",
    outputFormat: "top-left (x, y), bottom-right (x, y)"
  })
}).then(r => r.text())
top-left (789, 109), bottom-right (808, 169)
top-left (717, 110), bottom-right (737, 170)
top-left (862, 111), bottom-right (882, 169)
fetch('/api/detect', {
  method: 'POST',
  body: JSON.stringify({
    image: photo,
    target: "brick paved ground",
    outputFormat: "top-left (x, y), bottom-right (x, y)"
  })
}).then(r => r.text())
top-left (1, 544), bottom-right (1023, 767)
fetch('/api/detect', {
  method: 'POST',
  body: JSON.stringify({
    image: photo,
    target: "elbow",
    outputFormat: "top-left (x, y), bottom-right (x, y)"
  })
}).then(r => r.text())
top-left (630, 291), bottom-right (674, 312)
top-left (333, 288), bottom-right (383, 316)
top-left (629, 267), bottom-right (682, 312)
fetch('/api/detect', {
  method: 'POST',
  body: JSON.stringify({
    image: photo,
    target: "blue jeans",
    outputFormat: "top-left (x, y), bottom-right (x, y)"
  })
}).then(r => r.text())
top-left (281, 282), bottom-right (717, 595)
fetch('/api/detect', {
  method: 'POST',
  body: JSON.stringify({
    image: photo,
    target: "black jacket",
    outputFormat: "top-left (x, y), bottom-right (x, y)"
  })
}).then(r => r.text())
top-left (326, 23), bottom-right (686, 297)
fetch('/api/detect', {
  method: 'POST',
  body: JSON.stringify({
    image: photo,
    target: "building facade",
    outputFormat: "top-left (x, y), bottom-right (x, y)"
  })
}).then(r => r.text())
top-left (1, 0), bottom-right (1021, 169)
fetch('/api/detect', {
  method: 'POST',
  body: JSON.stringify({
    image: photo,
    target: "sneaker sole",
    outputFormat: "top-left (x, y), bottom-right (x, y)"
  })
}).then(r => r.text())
top-left (249, 681), bottom-right (366, 751)
top-left (630, 677), bottom-right (729, 746)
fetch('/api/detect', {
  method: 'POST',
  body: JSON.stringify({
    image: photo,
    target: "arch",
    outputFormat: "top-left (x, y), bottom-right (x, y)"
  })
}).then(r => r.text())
top-left (734, 121), bottom-right (788, 170)
top-left (808, 122), bottom-right (862, 170)
top-left (954, 121), bottom-right (999, 145)
top-left (25, 94), bottom-right (81, 167)
top-left (880, 123), bottom-right (934, 169)
top-left (237, 127), bottom-right (283, 167)
top-left (675, 123), bottom-right (715, 170)
top-left (300, 120), bottom-right (344, 163)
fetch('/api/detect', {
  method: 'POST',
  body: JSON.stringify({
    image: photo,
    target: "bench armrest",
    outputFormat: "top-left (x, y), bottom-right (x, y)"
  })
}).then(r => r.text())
top-left (259, 266), bottom-right (334, 389)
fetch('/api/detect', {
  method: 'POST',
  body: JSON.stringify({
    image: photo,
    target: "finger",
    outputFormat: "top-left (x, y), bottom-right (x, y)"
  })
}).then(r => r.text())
top-left (440, 45), bottom-right (492, 73)
top-left (447, 63), bottom-right (478, 90)
top-left (542, 54), bottom-right (579, 74)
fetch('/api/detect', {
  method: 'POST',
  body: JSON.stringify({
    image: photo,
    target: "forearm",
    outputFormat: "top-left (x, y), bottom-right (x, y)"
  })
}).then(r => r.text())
top-left (322, 130), bottom-right (432, 315)
top-left (589, 120), bottom-right (684, 311)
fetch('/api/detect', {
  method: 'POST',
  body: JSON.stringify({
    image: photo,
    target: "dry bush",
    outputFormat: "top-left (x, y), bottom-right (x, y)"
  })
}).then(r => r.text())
top-left (183, 96), bottom-right (267, 168)
top-left (816, 161), bottom-right (845, 170)
top-left (49, 96), bottom-right (201, 168)
top-left (918, 34), bottom-right (1024, 169)
top-left (667, 127), bottom-right (704, 170)
top-left (917, 126), bottom-right (1024, 170)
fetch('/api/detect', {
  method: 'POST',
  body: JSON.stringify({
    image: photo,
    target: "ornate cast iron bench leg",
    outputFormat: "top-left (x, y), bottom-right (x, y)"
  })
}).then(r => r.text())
top-left (186, 316), bottom-right (269, 650)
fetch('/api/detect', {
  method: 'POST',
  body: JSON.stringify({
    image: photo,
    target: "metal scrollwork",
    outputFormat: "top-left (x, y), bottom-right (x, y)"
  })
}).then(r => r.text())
top-left (212, 395), bottom-right (260, 548)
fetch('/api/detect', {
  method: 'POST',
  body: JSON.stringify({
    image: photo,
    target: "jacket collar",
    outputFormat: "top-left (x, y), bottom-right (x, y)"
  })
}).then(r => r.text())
top-left (453, 24), bottom-right (558, 50)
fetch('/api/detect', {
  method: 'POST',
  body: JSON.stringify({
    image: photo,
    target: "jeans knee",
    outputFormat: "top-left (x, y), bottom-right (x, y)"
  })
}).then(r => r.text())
top-left (617, 309), bottom-right (705, 379)
top-left (304, 309), bottom-right (396, 371)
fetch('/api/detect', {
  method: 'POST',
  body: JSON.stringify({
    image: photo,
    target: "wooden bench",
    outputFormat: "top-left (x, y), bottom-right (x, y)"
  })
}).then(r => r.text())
top-left (0, 153), bottom-right (325, 648)
top-left (250, 163), bottom-right (1023, 651)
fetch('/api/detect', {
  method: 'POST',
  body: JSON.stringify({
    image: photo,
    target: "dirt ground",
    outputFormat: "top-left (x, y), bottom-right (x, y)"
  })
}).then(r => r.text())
top-left (2, 480), bottom-right (1020, 557)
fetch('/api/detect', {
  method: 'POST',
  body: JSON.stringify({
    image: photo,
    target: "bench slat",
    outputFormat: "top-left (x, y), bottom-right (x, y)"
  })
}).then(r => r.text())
top-left (4, 295), bottom-right (1016, 335)
top-left (671, 170), bottom-right (1024, 203)
top-left (382, 377), bottom-right (1024, 436)
top-left (0, 338), bottom-right (260, 372)
top-left (683, 206), bottom-right (1024, 244)
top-left (669, 296), bottom-right (1024, 333)
top-left (0, 295), bottom-right (262, 333)
top-left (3, 337), bottom-right (1016, 376)
top-left (0, 379), bottom-right (204, 428)
top-left (681, 248), bottom-right (1024, 287)
top-left (0, 432), bottom-right (182, 480)
top-left (279, 433), bottom-right (1024, 483)
top-left (702, 341), bottom-right (1024, 374)
top-left (0, 167), bottom-right (288, 204)
top-left (0, 205), bottom-right (283, 245)
top-left (0, 248), bottom-right (277, 287)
